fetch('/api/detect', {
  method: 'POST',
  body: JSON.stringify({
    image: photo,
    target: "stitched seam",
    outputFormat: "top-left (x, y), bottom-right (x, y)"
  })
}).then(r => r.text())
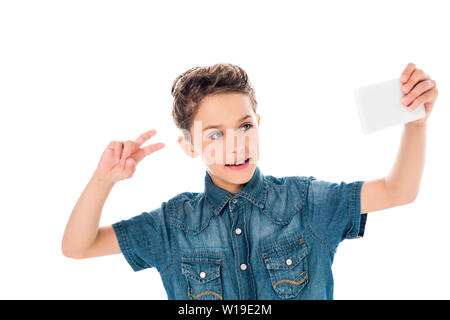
top-left (205, 194), bottom-right (226, 217)
top-left (242, 203), bottom-right (256, 298)
top-left (183, 269), bottom-right (220, 282)
top-left (182, 260), bottom-right (221, 264)
top-left (182, 255), bottom-right (225, 290)
top-left (239, 173), bottom-right (267, 203)
top-left (266, 178), bottom-right (283, 189)
top-left (188, 290), bottom-right (223, 300)
top-left (346, 182), bottom-right (354, 238)
top-left (346, 182), bottom-right (358, 239)
top-left (273, 271), bottom-right (308, 289)
top-left (260, 179), bottom-right (303, 225)
top-left (181, 252), bottom-right (225, 257)
top-left (232, 205), bottom-right (245, 299)
top-left (303, 205), bottom-right (334, 255)
top-left (116, 222), bottom-right (145, 271)
top-left (241, 178), bottom-right (267, 209)
top-left (287, 271), bottom-right (308, 292)
top-left (159, 203), bottom-right (177, 276)
top-left (260, 207), bottom-right (285, 225)
top-left (238, 192), bottom-right (258, 207)
top-left (216, 194), bottom-right (233, 215)
top-left (257, 235), bottom-right (306, 269)
top-left (257, 233), bottom-right (305, 253)
top-left (169, 202), bottom-right (187, 276)
top-left (181, 253), bottom-right (224, 265)
top-left (256, 178), bottom-right (267, 208)
top-left (169, 197), bottom-right (212, 234)
top-left (160, 244), bottom-right (177, 276)
top-left (302, 179), bottom-right (335, 255)
top-left (261, 240), bottom-right (305, 258)
top-left (266, 261), bottom-right (302, 268)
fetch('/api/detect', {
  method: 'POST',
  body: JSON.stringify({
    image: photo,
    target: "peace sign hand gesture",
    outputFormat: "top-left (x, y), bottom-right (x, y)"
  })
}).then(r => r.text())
top-left (95, 129), bottom-right (165, 184)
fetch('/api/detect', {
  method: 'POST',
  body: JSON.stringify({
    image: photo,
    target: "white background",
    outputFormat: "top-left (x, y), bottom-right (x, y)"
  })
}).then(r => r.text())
top-left (1, 0), bottom-right (449, 299)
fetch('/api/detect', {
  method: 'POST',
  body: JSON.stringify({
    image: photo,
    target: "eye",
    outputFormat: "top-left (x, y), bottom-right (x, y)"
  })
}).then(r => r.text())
top-left (208, 131), bottom-right (223, 140)
top-left (241, 123), bottom-right (253, 131)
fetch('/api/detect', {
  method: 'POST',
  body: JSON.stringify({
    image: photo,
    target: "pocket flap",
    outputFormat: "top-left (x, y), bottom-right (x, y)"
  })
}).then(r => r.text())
top-left (260, 236), bottom-right (307, 270)
top-left (181, 256), bottom-right (221, 283)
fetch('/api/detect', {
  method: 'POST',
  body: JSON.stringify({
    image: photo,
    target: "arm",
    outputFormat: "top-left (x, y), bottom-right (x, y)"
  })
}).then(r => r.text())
top-left (385, 122), bottom-right (427, 204)
top-left (360, 123), bottom-right (426, 213)
top-left (361, 63), bottom-right (438, 214)
top-left (61, 171), bottom-right (120, 259)
top-left (62, 129), bottom-right (165, 259)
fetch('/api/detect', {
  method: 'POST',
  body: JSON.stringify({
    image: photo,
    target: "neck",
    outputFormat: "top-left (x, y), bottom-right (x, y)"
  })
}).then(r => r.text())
top-left (208, 171), bottom-right (245, 195)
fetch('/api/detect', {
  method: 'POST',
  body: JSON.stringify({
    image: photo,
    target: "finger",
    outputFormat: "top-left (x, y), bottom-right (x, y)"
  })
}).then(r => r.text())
top-left (125, 158), bottom-right (136, 170)
top-left (134, 129), bottom-right (157, 147)
top-left (114, 141), bottom-right (123, 164)
top-left (400, 62), bottom-right (416, 83)
top-left (121, 157), bottom-right (136, 177)
top-left (402, 68), bottom-right (427, 94)
top-left (120, 140), bottom-right (137, 166)
top-left (401, 79), bottom-right (435, 106)
top-left (102, 146), bottom-right (116, 166)
top-left (406, 87), bottom-right (435, 112)
top-left (107, 141), bottom-right (122, 164)
top-left (134, 142), bottom-right (165, 163)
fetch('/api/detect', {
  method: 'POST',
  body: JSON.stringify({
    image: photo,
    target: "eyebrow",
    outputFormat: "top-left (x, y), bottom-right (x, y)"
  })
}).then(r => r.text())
top-left (202, 114), bottom-right (252, 132)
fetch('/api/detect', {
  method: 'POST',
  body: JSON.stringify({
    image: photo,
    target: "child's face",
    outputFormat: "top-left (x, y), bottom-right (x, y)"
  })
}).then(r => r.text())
top-left (178, 92), bottom-right (260, 194)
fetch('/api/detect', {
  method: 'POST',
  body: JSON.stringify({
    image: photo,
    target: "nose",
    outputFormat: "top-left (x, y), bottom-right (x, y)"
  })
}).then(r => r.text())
top-left (229, 132), bottom-right (247, 160)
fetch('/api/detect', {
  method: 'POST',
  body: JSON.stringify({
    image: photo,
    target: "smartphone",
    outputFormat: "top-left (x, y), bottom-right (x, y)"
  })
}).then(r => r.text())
top-left (354, 78), bottom-right (426, 134)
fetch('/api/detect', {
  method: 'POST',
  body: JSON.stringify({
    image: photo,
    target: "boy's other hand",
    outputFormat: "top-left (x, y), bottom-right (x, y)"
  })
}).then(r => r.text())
top-left (95, 129), bottom-right (165, 184)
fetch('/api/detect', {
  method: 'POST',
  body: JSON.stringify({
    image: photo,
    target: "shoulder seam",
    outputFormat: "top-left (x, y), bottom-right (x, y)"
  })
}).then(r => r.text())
top-left (301, 178), bottom-right (336, 255)
top-left (159, 201), bottom-right (177, 275)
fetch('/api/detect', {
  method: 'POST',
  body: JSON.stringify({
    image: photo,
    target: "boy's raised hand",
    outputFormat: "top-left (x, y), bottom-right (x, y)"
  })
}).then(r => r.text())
top-left (95, 129), bottom-right (165, 184)
top-left (400, 62), bottom-right (438, 126)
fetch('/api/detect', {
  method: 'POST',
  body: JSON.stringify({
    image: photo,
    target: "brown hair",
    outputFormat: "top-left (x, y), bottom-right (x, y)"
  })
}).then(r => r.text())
top-left (171, 62), bottom-right (258, 140)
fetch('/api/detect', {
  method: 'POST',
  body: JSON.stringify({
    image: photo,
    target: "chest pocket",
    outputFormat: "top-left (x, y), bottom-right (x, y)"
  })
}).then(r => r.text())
top-left (258, 234), bottom-right (309, 299)
top-left (181, 254), bottom-right (223, 300)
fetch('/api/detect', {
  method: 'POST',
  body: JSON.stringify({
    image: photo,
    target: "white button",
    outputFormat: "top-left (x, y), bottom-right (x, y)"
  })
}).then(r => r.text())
top-left (286, 258), bottom-right (293, 266)
top-left (199, 271), bottom-right (206, 278)
top-left (235, 228), bottom-right (242, 235)
top-left (240, 263), bottom-right (247, 271)
top-left (232, 199), bottom-right (238, 204)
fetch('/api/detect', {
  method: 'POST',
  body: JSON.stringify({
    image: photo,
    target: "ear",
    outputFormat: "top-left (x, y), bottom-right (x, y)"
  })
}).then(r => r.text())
top-left (177, 136), bottom-right (198, 158)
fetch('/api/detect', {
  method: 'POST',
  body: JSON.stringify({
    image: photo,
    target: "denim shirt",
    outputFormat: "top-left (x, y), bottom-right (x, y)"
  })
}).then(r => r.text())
top-left (112, 166), bottom-right (367, 300)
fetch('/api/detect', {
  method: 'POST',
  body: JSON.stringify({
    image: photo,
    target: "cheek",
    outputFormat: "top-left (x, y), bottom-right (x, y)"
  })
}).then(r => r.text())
top-left (246, 132), bottom-right (259, 154)
top-left (201, 140), bottom-right (225, 165)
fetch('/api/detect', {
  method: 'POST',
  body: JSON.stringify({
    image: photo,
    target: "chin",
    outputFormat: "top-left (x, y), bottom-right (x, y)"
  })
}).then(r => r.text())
top-left (222, 163), bottom-right (256, 184)
top-left (206, 162), bottom-right (253, 182)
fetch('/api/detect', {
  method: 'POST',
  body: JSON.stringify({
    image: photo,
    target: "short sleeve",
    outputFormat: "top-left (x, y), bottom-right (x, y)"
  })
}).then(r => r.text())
top-left (306, 178), bottom-right (367, 252)
top-left (112, 202), bottom-right (172, 272)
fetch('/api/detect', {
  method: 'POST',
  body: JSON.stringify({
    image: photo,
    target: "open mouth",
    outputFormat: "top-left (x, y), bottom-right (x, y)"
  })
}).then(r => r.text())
top-left (225, 157), bottom-right (250, 167)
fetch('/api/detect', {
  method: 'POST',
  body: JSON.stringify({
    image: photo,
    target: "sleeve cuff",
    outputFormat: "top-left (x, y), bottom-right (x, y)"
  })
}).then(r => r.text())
top-left (346, 180), bottom-right (368, 240)
top-left (112, 221), bottom-right (145, 272)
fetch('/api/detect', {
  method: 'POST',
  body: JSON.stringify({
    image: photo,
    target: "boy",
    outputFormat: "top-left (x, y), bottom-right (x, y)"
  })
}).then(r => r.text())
top-left (62, 62), bottom-right (438, 299)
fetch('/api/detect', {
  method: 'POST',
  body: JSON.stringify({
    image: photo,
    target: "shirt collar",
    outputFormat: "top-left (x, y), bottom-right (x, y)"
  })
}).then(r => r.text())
top-left (204, 165), bottom-right (267, 216)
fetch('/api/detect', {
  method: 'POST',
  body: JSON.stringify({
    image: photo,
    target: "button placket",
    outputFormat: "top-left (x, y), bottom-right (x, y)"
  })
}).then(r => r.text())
top-left (230, 202), bottom-right (256, 299)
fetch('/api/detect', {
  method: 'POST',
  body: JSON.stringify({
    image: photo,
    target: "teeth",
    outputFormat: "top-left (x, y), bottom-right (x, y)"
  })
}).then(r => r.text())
top-left (227, 158), bottom-right (247, 166)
